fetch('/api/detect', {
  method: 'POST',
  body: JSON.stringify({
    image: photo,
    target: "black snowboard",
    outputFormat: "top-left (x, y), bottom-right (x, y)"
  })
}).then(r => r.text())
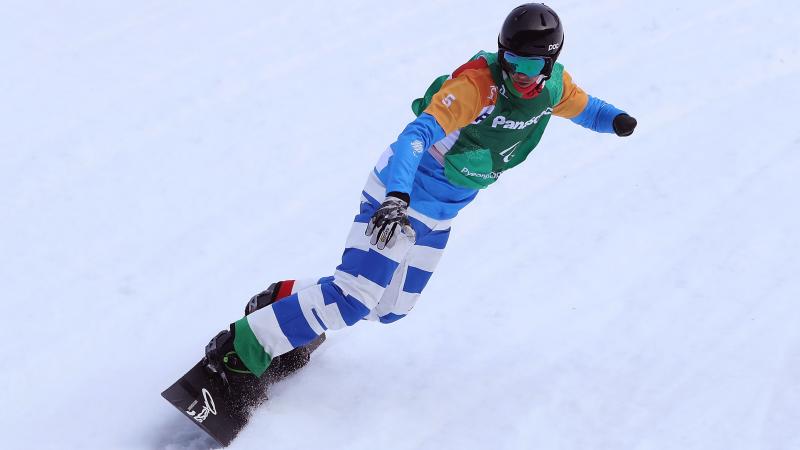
top-left (161, 334), bottom-right (326, 447)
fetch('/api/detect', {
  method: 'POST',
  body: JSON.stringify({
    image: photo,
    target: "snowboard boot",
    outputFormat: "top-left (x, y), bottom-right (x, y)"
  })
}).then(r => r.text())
top-left (204, 326), bottom-right (269, 412)
top-left (244, 280), bottom-right (327, 383)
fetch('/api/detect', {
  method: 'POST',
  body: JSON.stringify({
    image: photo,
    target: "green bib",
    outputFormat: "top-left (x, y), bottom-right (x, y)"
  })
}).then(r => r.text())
top-left (413, 52), bottom-right (565, 189)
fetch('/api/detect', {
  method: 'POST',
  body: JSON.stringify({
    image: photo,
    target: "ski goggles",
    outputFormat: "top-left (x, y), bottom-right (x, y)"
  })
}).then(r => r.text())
top-left (502, 51), bottom-right (548, 77)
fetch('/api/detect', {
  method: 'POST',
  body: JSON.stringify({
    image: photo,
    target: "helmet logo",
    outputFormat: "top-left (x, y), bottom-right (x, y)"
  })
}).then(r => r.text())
top-left (548, 43), bottom-right (560, 51)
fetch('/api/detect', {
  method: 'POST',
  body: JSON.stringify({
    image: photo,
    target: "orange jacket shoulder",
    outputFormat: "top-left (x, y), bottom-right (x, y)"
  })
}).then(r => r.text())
top-left (423, 67), bottom-right (498, 135)
top-left (553, 69), bottom-right (589, 119)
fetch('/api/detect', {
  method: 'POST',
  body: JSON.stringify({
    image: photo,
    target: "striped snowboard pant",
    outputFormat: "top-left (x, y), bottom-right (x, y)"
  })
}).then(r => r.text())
top-left (234, 171), bottom-right (452, 376)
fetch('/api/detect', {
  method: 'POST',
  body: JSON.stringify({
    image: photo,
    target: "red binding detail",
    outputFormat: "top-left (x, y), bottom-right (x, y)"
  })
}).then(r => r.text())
top-left (275, 280), bottom-right (295, 301)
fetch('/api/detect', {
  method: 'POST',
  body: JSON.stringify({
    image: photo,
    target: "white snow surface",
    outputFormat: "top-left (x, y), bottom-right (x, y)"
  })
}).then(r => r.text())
top-left (2, 1), bottom-right (800, 449)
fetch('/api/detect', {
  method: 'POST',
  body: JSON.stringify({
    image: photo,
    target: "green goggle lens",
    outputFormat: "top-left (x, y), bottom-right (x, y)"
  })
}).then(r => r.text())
top-left (503, 52), bottom-right (547, 77)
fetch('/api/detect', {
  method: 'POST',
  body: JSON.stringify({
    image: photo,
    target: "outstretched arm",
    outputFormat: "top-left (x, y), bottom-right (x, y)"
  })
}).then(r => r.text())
top-left (553, 70), bottom-right (637, 137)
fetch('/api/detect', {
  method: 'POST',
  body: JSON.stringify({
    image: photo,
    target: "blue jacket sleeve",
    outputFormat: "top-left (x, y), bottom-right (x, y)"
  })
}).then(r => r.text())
top-left (383, 112), bottom-right (446, 194)
top-left (570, 95), bottom-right (625, 133)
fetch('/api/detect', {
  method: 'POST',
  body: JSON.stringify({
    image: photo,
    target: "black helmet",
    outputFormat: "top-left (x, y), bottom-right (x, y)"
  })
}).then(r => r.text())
top-left (498, 3), bottom-right (564, 77)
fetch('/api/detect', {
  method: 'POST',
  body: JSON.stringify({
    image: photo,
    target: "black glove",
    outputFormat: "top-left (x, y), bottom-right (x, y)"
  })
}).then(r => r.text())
top-left (365, 192), bottom-right (416, 250)
top-left (613, 113), bottom-right (637, 137)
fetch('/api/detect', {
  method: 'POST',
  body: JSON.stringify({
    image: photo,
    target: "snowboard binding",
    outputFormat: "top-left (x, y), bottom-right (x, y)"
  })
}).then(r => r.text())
top-left (204, 280), bottom-right (326, 387)
top-left (162, 280), bottom-right (327, 446)
top-left (204, 328), bottom-right (254, 387)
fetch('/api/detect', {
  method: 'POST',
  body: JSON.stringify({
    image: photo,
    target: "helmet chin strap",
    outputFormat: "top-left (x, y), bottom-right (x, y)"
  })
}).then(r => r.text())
top-left (532, 74), bottom-right (547, 88)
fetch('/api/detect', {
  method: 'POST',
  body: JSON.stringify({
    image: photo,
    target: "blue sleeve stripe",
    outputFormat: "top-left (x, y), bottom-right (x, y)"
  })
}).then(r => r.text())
top-left (317, 276), bottom-right (335, 285)
top-left (319, 283), bottom-right (372, 326)
top-left (378, 313), bottom-right (406, 324)
top-left (359, 249), bottom-right (401, 288)
top-left (383, 113), bottom-right (447, 194)
top-left (403, 266), bottom-right (433, 294)
top-left (336, 247), bottom-right (400, 289)
top-left (361, 190), bottom-right (381, 208)
top-left (272, 294), bottom-right (320, 348)
top-left (570, 95), bottom-right (624, 133)
top-left (414, 228), bottom-right (450, 249)
top-left (336, 248), bottom-right (362, 278)
top-left (353, 190), bottom-right (380, 223)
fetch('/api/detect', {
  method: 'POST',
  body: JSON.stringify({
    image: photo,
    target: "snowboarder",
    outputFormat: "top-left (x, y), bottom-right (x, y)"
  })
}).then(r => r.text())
top-left (206, 2), bottom-right (637, 389)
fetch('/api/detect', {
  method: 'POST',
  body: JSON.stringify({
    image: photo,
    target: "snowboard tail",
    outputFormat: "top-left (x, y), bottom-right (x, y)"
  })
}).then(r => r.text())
top-left (161, 359), bottom-right (250, 447)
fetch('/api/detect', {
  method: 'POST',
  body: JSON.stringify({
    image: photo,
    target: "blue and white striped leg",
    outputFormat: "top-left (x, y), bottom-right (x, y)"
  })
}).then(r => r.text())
top-left (242, 198), bottom-right (415, 359)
